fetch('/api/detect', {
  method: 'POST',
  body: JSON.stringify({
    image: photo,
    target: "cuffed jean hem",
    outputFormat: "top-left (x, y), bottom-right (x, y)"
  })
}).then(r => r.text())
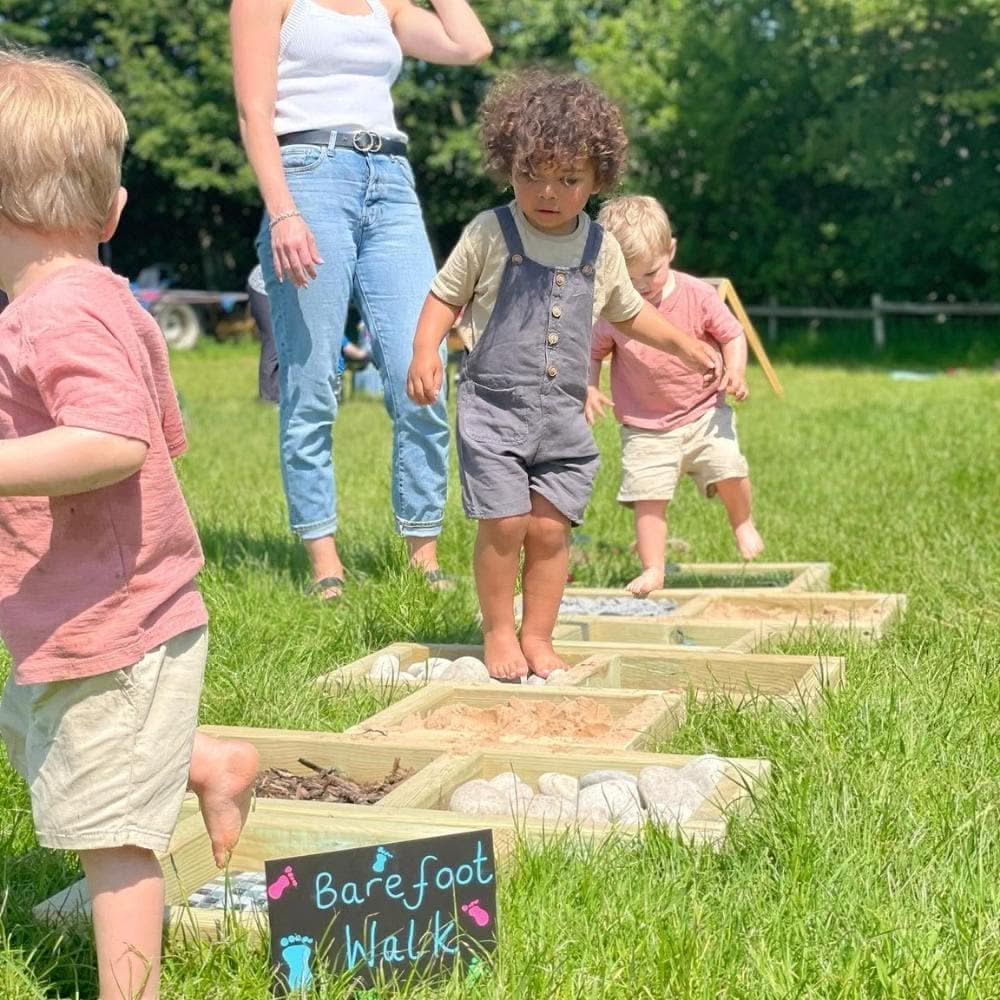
top-left (294, 517), bottom-right (339, 541)
top-left (395, 518), bottom-right (444, 538)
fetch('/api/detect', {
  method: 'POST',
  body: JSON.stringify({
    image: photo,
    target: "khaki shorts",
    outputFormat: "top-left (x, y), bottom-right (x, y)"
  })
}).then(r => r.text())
top-left (0, 626), bottom-right (207, 853)
top-left (618, 406), bottom-right (749, 504)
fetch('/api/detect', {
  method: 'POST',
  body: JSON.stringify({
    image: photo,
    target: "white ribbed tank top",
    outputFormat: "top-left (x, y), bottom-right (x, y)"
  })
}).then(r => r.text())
top-left (274, 0), bottom-right (406, 140)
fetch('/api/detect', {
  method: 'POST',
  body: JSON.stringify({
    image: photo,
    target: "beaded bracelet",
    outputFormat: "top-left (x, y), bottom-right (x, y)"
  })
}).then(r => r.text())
top-left (268, 209), bottom-right (301, 230)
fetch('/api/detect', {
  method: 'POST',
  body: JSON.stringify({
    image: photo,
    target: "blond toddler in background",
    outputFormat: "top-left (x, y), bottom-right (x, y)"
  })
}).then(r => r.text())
top-left (588, 196), bottom-right (764, 596)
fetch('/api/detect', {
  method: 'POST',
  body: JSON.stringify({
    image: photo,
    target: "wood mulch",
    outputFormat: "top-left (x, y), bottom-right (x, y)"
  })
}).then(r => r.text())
top-left (255, 757), bottom-right (414, 804)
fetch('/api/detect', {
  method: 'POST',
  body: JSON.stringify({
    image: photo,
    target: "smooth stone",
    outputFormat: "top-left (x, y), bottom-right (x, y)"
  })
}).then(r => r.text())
top-left (449, 780), bottom-right (510, 817)
top-left (487, 772), bottom-right (522, 793)
top-left (638, 767), bottom-right (704, 825)
top-left (525, 794), bottom-right (572, 822)
top-left (450, 655), bottom-right (489, 674)
top-left (577, 780), bottom-right (643, 823)
top-left (545, 668), bottom-right (569, 685)
top-left (440, 660), bottom-right (491, 683)
top-left (525, 674), bottom-right (546, 686)
top-left (678, 755), bottom-right (728, 795)
top-left (579, 769), bottom-right (639, 789)
top-left (369, 653), bottom-right (401, 681)
top-left (537, 772), bottom-right (579, 802)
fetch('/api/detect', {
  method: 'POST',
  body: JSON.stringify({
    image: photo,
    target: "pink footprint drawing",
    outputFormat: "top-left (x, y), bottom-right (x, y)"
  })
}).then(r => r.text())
top-left (461, 899), bottom-right (490, 928)
top-left (267, 866), bottom-right (298, 900)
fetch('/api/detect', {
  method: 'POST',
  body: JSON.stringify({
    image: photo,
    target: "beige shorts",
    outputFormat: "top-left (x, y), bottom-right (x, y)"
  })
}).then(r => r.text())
top-left (0, 625), bottom-right (207, 853)
top-left (618, 406), bottom-right (749, 504)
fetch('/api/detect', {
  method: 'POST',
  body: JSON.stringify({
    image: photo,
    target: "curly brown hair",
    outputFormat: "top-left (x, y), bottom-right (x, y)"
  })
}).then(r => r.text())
top-left (478, 69), bottom-right (629, 192)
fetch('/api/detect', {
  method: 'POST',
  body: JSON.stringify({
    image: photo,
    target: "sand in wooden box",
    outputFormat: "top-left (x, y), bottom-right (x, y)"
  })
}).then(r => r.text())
top-left (388, 747), bottom-right (770, 849)
top-left (678, 590), bottom-right (907, 639)
top-left (347, 685), bottom-right (685, 753)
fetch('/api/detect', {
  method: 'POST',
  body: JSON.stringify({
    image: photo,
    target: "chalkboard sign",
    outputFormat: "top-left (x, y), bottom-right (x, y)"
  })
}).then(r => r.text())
top-left (265, 830), bottom-right (497, 994)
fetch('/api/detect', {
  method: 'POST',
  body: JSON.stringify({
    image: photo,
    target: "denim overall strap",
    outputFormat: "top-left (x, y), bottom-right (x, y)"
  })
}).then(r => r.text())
top-left (493, 205), bottom-right (526, 258)
top-left (580, 219), bottom-right (604, 269)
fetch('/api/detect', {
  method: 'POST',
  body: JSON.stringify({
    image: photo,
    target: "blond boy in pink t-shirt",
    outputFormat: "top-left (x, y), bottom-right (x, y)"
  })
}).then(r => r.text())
top-left (588, 196), bottom-right (764, 596)
top-left (0, 51), bottom-right (257, 998)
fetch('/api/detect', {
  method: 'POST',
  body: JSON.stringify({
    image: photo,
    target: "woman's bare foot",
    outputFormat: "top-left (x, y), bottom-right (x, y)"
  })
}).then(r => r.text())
top-left (734, 520), bottom-right (765, 560)
top-left (483, 629), bottom-right (528, 680)
top-left (520, 636), bottom-right (569, 679)
top-left (188, 734), bottom-right (260, 868)
top-left (626, 567), bottom-right (665, 597)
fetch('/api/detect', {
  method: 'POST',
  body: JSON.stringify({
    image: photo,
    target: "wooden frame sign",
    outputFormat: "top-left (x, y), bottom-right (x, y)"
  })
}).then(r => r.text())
top-left (265, 830), bottom-right (497, 994)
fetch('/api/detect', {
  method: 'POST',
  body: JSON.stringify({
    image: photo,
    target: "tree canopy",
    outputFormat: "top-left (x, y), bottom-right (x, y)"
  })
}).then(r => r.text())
top-left (1, 0), bottom-right (996, 302)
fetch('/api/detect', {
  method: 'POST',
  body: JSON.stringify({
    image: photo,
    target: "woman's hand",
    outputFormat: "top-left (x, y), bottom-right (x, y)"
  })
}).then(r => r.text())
top-left (270, 214), bottom-right (323, 288)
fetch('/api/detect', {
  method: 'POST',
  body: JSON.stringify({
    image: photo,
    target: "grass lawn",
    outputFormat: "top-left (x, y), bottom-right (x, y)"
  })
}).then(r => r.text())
top-left (2, 341), bottom-right (999, 998)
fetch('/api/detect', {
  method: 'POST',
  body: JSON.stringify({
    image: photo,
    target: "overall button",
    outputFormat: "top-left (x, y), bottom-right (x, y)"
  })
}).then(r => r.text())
top-left (511, 253), bottom-right (524, 265)
top-left (547, 333), bottom-right (559, 346)
top-left (582, 264), bottom-right (595, 276)
top-left (555, 273), bottom-right (566, 287)
top-left (551, 305), bottom-right (562, 318)
top-left (546, 365), bottom-right (558, 378)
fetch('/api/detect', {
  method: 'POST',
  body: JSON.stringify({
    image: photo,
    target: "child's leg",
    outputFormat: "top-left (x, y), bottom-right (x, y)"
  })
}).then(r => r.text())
top-left (713, 477), bottom-right (764, 560)
top-left (475, 514), bottom-right (530, 679)
top-left (627, 500), bottom-right (669, 597)
top-left (79, 846), bottom-right (164, 1000)
top-left (187, 732), bottom-right (260, 868)
top-left (519, 492), bottom-right (572, 678)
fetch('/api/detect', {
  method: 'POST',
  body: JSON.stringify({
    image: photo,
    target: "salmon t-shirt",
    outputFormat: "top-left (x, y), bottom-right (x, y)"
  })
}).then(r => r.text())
top-left (591, 270), bottom-right (744, 431)
top-left (0, 261), bottom-right (207, 684)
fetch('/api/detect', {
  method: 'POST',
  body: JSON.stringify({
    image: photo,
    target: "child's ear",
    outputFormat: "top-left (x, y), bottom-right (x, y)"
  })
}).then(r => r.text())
top-left (668, 238), bottom-right (678, 264)
top-left (99, 187), bottom-right (128, 244)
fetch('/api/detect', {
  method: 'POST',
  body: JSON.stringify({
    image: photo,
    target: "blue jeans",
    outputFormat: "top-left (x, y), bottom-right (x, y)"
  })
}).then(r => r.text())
top-left (256, 140), bottom-right (448, 539)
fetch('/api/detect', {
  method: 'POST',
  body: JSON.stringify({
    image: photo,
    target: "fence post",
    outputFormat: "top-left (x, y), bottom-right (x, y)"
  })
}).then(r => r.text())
top-left (767, 296), bottom-right (778, 341)
top-left (871, 293), bottom-right (886, 351)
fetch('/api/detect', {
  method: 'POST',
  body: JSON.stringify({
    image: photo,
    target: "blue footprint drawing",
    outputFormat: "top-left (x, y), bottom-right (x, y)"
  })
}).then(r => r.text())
top-left (371, 846), bottom-right (393, 873)
top-left (281, 934), bottom-right (314, 991)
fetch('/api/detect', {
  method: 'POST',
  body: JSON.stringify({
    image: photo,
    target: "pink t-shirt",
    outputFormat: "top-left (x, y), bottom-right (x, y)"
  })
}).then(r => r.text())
top-left (591, 270), bottom-right (744, 431)
top-left (0, 262), bottom-right (207, 685)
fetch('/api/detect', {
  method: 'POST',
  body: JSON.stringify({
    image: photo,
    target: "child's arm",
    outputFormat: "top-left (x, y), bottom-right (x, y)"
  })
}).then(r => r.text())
top-left (0, 427), bottom-right (147, 497)
top-left (585, 357), bottom-right (613, 425)
top-left (612, 302), bottom-right (720, 383)
top-left (720, 335), bottom-right (749, 401)
top-left (406, 293), bottom-right (462, 404)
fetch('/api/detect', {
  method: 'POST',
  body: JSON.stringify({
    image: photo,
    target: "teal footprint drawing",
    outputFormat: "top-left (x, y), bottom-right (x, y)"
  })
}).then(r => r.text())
top-left (281, 934), bottom-right (314, 991)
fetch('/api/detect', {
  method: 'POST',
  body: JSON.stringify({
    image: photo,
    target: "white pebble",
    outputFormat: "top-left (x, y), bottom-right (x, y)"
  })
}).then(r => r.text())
top-left (450, 655), bottom-right (489, 675)
top-left (577, 780), bottom-right (643, 823)
top-left (538, 772), bottom-right (579, 802)
top-left (545, 668), bottom-right (569, 685)
top-left (678, 755), bottom-right (728, 796)
top-left (579, 769), bottom-right (638, 789)
top-left (525, 674), bottom-right (546, 686)
top-left (449, 780), bottom-right (510, 817)
top-left (440, 660), bottom-right (491, 683)
top-left (525, 794), bottom-right (573, 822)
top-left (368, 653), bottom-right (402, 681)
top-left (638, 767), bottom-right (704, 826)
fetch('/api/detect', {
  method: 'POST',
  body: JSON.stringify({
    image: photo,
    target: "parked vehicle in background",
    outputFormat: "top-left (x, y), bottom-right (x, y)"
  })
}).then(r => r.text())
top-left (131, 264), bottom-right (249, 350)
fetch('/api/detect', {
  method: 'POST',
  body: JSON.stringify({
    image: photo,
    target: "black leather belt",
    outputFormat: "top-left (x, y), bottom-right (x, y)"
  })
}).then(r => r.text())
top-left (277, 129), bottom-right (407, 156)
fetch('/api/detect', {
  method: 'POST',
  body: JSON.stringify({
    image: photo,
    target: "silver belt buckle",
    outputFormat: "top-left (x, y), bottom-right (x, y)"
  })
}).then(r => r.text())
top-left (352, 130), bottom-right (382, 153)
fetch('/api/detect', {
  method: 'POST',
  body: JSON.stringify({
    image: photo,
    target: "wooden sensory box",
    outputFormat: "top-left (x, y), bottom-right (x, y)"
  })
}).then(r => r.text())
top-left (345, 684), bottom-right (687, 754)
top-left (659, 561), bottom-right (831, 593)
top-left (387, 746), bottom-right (771, 850)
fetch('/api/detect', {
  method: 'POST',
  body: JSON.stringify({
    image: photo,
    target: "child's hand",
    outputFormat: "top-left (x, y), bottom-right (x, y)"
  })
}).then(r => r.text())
top-left (406, 350), bottom-right (444, 405)
top-left (584, 386), bottom-right (613, 425)
top-left (723, 369), bottom-right (749, 401)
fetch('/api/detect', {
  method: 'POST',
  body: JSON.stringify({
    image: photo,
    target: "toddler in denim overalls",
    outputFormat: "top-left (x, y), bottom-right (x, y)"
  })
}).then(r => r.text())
top-left (407, 71), bottom-right (719, 680)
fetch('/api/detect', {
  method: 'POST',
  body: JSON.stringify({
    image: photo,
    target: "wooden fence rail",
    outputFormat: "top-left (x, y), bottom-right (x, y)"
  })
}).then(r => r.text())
top-left (747, 294), bottom-right (1000, 349)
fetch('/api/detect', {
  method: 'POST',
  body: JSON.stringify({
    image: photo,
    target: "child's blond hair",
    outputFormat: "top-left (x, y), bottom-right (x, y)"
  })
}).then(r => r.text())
top-left (0, 48), bottom-right (128, 236)
top-left (598, 195), bottom-right (673, 263)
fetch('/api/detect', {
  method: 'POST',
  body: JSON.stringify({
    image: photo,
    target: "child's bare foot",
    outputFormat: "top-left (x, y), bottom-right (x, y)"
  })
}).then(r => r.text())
top-left (483, 630), bottom-right (528, 680)
top-left (734, 521), bottom-right (765, 560)
top-left (520, 636), bottom-right (569, 679)
top-left (188, 734), bottom-right (259, 868)
top-left (626, 567), bottom-right (665, 597)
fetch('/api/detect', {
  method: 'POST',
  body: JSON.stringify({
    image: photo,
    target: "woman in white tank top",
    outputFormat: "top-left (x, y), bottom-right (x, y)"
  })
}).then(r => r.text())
top-left (231, 0), bottom-right (491, 599)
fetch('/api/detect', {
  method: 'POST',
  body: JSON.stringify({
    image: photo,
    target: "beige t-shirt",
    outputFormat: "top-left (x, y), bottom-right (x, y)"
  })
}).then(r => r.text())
top-left (432, 202), bottom-right (645, 351)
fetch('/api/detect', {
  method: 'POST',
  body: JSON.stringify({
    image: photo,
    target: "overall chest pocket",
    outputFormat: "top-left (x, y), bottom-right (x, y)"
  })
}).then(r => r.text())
top-left (458, 379), bottom-right (530, 448)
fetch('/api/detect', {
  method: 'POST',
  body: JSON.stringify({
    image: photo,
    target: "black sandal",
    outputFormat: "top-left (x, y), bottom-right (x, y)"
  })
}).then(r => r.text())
top-left (307, 576), bottom-right (344, 601)
top-left (423, 568), bottom-right (453, 591)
